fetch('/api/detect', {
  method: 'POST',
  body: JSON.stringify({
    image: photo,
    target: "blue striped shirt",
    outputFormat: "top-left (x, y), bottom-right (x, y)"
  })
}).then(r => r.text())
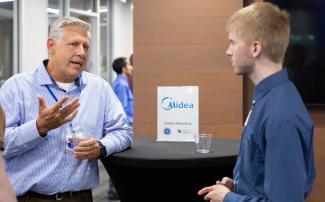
top-left (0, 60), bottom-right (132, 196)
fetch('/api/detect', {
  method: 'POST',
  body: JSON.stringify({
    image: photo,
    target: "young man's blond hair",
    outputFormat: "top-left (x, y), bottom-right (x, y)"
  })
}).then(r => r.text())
top-left (226, 2), bottom-right (290, 63)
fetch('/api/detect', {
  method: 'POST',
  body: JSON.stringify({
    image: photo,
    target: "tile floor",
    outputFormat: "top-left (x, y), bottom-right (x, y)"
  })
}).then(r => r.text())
top-left (92, 161), bottom-right (120, 202)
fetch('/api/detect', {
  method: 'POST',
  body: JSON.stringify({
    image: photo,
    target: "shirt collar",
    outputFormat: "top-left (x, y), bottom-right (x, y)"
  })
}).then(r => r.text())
top-left (116, 74), bottom-right (128, 81)
top-left (253, 69), bottom-right (289, 102)
top-left (37, 59), bottom-right (86, 87)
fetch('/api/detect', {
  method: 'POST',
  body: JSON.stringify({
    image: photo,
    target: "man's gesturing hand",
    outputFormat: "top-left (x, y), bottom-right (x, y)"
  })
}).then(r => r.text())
top-left (36, 96), bottom-right (80, 136)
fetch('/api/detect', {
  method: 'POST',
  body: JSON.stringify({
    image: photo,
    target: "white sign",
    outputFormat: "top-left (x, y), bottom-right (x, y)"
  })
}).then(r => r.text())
top-left (157, 86), bottom-right (199, 142)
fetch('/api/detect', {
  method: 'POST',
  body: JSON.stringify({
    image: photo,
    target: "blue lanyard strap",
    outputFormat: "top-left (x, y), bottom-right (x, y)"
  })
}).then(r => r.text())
top-left (44, 84), bottom-right (74, 130)
top-left (45, 85), bottom-right (58, 102)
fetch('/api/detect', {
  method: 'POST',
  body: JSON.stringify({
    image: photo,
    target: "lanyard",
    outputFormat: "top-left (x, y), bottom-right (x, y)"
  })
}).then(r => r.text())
top-left (234, 99), bottom-right (256, 191)
top-left (244, 100), bottom-right (255, 126)
top-left (44, 84), bottom-right (74, 130)
top-left (44, 72), bottom-right (83, 102)
top-left (43, 73), bottom-right (83, 135)
top-left (45, 85), bottom-right (59, 102)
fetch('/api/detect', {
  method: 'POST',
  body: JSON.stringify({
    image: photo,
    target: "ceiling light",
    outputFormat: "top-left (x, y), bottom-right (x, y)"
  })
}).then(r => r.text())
top-left (47, 8), bottom-right (59, 14)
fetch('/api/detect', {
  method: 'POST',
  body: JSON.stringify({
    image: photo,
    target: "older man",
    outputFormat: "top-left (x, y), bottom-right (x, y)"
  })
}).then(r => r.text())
top-left (0, 17), bottom-right (132, 202)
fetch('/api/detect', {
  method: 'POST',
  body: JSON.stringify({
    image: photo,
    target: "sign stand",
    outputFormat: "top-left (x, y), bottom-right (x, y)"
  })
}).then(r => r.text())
top-left (157, 86), bottom-right (199, 142)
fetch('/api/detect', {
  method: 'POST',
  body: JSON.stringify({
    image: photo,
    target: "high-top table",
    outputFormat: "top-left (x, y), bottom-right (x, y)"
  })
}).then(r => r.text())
top-left (101, 137), bottom-right (239, 202)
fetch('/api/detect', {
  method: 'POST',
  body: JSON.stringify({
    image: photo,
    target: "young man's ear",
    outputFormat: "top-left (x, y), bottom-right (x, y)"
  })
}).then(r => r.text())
top-left (251, 41), bottom-right (262, 58)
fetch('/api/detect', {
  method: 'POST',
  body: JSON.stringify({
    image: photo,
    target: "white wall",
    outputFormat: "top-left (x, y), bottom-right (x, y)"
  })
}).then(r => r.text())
top-left (109, 0), bottom-right (133, 82)
top-left (19, 0), bottom-right (48, 72)
top-left (111, 0), bottom-right (133, 61)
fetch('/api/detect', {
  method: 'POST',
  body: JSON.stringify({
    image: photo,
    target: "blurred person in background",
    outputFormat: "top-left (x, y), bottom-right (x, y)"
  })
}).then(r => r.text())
top-left (112, 57), bottom-right (134, 126)
top-left (107, 56), bottom-right (134, 200)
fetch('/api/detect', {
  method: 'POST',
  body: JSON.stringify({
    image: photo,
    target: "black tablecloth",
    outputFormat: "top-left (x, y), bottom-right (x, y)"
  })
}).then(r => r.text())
top-left (102, 138), bottom-right (239, 202)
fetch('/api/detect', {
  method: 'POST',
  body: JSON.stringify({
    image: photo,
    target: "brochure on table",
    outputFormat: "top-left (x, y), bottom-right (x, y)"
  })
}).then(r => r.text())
top-left (157, 86), bottom-right (198, 142)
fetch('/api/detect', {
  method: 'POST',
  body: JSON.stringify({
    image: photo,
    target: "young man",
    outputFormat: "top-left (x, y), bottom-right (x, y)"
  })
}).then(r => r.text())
top-left (198, 2), bottom-right (316, 202)
top-left (112, 57), bottom-right (134, 125)
top-left (0, 17), bottom-right (132, 202)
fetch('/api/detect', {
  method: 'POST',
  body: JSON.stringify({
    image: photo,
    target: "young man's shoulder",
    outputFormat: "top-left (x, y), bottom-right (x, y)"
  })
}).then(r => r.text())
top-left (113, 75), bottom-right (129, 87)
top-left (264, 81), bottom-right (310, 120)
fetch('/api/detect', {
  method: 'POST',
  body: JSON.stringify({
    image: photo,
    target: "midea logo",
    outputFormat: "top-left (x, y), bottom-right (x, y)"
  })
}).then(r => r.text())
top-left (161, 97), bottom-right (194, 110)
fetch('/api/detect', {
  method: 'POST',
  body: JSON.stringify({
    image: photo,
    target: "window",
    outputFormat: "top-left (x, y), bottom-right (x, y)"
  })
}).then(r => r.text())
top-left (100, 0), bottom-right (109, 80)
top-left (70, 0), bottom-right (95, 12)
top-left (47, 0), bottom-right (61, 26)
top-left (0, 1), bottom-right (14, 85)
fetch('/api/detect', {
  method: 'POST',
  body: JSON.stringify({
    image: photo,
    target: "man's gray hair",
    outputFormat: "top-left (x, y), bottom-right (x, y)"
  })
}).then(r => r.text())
top-left (49, 16), bottom-right (91, 42)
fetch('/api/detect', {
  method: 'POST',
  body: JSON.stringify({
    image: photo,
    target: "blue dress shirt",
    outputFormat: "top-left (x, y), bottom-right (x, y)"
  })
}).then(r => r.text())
top-left (0, 60), bottom-right (132, 196)
top-left (112, 75), bottom-right (133, 125)
top-left (225, 69), bottom-right (316, 202)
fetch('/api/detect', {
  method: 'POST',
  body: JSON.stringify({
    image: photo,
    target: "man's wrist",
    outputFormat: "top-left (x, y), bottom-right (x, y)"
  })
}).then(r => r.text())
top-left (97, 141), bottom-right (107, 159)
top-left (36, 119), bottom-right (47, 137)
top-left (0, 140), bottom-right (4, 151)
